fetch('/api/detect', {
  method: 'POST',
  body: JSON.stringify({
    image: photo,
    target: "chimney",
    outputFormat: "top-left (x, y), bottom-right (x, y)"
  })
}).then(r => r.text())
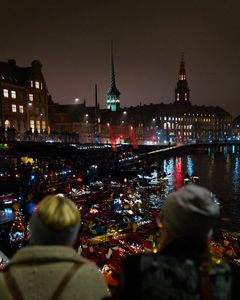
top-left (8, 59), bottom-right (16, 67)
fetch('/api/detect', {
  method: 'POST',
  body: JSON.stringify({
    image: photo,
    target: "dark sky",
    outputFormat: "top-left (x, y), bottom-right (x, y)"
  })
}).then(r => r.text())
top-left (1, 0), bottom-right (240, 116)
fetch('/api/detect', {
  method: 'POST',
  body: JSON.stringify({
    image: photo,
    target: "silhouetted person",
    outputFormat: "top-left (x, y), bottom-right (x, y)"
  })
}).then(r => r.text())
top-left (0, 194), bottom-right (109, 300)
top-left (114, 185), bottom-right (232, 300)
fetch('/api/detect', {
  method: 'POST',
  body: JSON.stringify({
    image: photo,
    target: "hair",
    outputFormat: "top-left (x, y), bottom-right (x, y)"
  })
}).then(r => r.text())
top-left (37, 194), bottom-right (80, 231)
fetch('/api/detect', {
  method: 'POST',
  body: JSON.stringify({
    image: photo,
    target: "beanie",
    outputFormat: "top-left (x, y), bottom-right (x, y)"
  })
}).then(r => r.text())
top-left (162, 185), bottom-right (220, 240)
top-left (30, 211), bottom-right (80, 246)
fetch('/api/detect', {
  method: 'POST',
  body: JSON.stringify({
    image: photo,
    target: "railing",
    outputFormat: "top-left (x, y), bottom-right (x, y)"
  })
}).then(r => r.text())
top-left (0, 132), bottom-right (80, 144)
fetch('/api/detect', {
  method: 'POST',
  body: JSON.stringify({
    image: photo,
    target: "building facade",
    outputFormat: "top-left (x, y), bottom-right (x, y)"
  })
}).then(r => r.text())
top-left (0, 59), bottom-right (49, 134)
top-left (48, 56), bottom-right (233, 145)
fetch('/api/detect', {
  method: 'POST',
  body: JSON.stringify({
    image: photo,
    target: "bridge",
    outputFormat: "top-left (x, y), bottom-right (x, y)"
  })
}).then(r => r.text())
top-left (0, 141), bottom-right (239, 159)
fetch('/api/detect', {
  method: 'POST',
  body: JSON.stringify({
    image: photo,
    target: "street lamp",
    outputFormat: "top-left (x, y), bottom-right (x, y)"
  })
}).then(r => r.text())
top-left (75, 98), bottom-right (79, 103)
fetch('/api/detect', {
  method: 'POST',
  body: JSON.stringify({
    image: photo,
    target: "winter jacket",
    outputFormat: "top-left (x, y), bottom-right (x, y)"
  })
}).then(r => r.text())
top-left (0, 245), bottom-right (109, 300)
top-left (114, 238), bottom-right (232, 300)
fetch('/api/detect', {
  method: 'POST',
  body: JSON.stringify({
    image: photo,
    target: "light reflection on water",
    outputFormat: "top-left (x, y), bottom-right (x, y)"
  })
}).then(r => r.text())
top-left (161, 148), bottom-right (240, 232)
top-left (0, 207), bottom-right (14, 224)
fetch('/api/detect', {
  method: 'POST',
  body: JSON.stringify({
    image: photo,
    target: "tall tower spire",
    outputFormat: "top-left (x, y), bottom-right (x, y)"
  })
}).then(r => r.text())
top-left (174, 53), bottom-right (191, 104)
top-left (106, 41), bottom-right (121, 111)
top-left (94, 84), bottom-right (99, 141)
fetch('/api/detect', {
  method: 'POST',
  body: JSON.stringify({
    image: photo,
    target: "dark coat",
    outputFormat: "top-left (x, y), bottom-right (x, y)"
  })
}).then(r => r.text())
top-left (115, 238), bottom-right (232, 300)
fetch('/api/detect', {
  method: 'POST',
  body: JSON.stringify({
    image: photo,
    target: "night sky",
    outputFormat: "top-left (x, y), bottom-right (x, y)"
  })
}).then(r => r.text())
top-left (1, 1), bottom-right (240, 116)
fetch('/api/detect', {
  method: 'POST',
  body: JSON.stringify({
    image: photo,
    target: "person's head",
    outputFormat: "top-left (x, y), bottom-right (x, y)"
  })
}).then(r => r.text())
top-left (159, 185), bottom-right (220, 248)
top-left (30, 194), bottom-right (80, 246)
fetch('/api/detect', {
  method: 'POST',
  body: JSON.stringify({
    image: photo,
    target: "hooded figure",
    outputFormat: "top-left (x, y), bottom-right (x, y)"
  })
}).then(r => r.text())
top-left (0, 194), bottom-right (109, 300)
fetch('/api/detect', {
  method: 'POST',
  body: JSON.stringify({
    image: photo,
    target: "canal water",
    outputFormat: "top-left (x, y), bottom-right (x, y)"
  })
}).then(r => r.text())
top-left (161, 145), bottom-right (240, 232)
top-left (0, 145), bottom-right (240, 233)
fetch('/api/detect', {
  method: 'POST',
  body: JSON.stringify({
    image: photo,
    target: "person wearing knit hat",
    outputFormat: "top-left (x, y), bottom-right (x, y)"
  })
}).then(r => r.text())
top-left (30, 194), bottom-right (81, 246)
top-left (0, 194), bottom-right (109, 300)
top-left (116, 185), bottom-right (232, 300)
top-left (159, 185), bottom-right (220, 247)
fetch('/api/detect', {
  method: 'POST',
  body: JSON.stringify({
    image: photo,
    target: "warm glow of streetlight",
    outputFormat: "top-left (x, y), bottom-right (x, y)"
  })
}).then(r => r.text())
top-left (75, 98), bottom-right (79, 102)
top-left (107, 123), bottom-right (110, 127)
top-left (123, 111), bottom-right (127, 115)
top-left (28, 102), bottom-right (32, 106)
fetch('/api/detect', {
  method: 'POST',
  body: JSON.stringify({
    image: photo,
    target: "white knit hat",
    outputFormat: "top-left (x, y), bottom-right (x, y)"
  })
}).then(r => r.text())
top-left (162, 185), bottom-right (220, 239)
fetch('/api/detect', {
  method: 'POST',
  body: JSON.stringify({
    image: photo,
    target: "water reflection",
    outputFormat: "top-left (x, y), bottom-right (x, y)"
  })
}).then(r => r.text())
top-left (187, 156), bottom-right (193, 177)
top-left (175, 158), bottom-right (183, 190)
top-left (233, 156), bottom-right (239, 195)
top-left (161, 152), bottom-right (240, 232)
top-left (0, 208), bottom-right (13, 224)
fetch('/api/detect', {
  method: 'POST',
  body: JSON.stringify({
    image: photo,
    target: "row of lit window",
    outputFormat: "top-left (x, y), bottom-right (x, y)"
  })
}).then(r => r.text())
top-left (30, 80), bottom-right (43, 90)
top-left (107, 99), bottom-right (119, 103)
top-left (2, 90), bottom-right (43, 103)
top-left (179, 75), bottom-right (186, 80)
top-left (163, 123), bottom-right (192, 130)
top-left (3, 89), bottom-right (16, 99)
top-left (162, 117), bottom-right (184, 121)
top-left (29, 120), bottom-right (46, 132)
top-left (12, 104), bottom-right (24, 113)
top-left (159, 114), bottom-right (216, 120)
top-left (176, 93), bottom-right (188, 101)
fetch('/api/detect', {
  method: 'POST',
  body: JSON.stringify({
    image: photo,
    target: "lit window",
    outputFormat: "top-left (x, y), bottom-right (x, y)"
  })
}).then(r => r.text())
top-left (11, 90), bottom-right (16, 98)
top-left (40, 83), bottom-right (43, 90)
top-left (19, 105), bottom-right (24, 113)
top-left (42, 121), bottom-right (46, 131)
top-left (36, 120), bottom-right (40, 133)
top-left (29, 94), bottom-right (34, 101)
top-left (12, 104), bottom-right (17, 112)
top-left (3, 89), bottom-right (9, 98)
top-left (30, 80), bottom-right (33, 88)
top-left (177, 93), bottom-right (179, 101)
top-left (184, 93), bottom-right (187, 100)
top-left (35, 81), bottom-right (40, 89)
top-left (30, 120), bottom-right (35, 131)
top-left (5, 120), bottom-right (10, 128)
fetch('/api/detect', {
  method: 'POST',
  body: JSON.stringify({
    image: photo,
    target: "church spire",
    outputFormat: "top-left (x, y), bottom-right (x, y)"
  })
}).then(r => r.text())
top-left (174, 53), bottom-right (191, 104)
top-left (106, 41), bottom-right (121, 111)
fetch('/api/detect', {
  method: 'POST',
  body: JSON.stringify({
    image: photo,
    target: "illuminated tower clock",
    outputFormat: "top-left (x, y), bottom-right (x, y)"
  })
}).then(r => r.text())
top-left (106, 42), bottom-right (121, 111)
top-left (175, 54), bottom-right (191, 104)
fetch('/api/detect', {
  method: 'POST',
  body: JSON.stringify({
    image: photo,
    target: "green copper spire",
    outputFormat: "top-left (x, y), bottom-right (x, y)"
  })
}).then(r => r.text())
top-left (106, 41), bottom-right (121, 111)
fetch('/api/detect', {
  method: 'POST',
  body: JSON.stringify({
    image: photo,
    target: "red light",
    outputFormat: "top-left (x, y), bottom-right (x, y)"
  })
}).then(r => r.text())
top-left (119, 134), bottom-right (124, 139)
top-left (152, 135), bottom-right (156, 141)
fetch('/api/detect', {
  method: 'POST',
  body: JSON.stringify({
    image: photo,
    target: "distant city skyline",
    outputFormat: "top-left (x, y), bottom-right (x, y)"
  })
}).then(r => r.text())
top-left (1, 1), bottom-right (240, 117)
